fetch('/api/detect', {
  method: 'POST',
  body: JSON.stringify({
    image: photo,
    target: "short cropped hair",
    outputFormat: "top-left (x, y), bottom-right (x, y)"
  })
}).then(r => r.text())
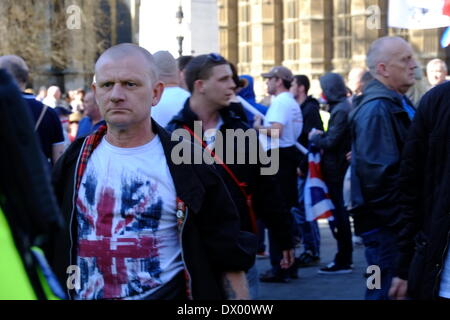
top-left (184, 53), bottom-right (229, 93)
top-left (95, 43), bottom-right (159, 83)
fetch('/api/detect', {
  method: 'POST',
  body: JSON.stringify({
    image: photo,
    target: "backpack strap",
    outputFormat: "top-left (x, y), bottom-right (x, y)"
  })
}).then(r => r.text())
top-left (34, 104), bottom-right (48, 131)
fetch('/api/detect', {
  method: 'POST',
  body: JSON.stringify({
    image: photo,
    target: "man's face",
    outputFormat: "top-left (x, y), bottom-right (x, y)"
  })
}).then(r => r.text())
top-left (266, 77), bottom-right (278, 96)
top-left (289, 78), bottom-right (299, 98)
top-left (93, 54), bottom-right (162, 129)
top-left (200, 64), bottom-right (235, 108)
top-left (427, 63), bottom-right (447, 86)
top-left (384, 42), bottom-right (417, 94)
top-left (83, 92), bottom-right (100, 119)
top-left (347, 69), bottom-right (365, 95)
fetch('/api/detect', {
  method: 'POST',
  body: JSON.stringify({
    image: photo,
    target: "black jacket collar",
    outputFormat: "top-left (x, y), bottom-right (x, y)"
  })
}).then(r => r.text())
top-left (151, 119), bottom-right (205, 214)
top-left (168, 98), bottom-right (244, 131)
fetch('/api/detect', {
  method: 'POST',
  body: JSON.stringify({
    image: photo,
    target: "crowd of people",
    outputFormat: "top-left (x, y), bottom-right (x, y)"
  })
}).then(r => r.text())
top-left (1, 35), bottom-right (450, 301)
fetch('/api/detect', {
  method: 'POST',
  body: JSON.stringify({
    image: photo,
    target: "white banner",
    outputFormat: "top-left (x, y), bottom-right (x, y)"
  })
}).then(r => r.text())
top-left (388, 0), bottom-right (450, 29)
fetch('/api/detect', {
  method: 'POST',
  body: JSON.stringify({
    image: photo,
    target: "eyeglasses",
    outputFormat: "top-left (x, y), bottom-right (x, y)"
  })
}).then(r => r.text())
top-left (198, 53), bottom-right (226, 70)
top-left (192, 53), bottom-right (227, 82)
top-left (206, 53), bottom-right (224, 62)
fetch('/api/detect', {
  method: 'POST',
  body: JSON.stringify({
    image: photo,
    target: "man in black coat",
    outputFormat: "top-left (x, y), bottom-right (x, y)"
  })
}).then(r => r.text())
top-left (389, 81), bottom-right (450, 300)
top-left (349, 36), bottom-right (417, 300)
top-left (309, 72), bottom-right (353, 274)
top-left (289, 75), bottom-right (323, 266)
top-left (167, 55), bottom-right (294, 293)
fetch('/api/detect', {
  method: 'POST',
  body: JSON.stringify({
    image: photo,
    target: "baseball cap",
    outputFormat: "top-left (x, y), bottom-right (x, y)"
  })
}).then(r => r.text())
top-left (261, 66), bottom-right (293, 81)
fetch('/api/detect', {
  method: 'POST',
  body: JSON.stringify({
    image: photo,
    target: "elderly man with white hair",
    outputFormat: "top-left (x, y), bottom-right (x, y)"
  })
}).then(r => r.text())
top-left (43, 85), bottom-right (62, 108)
top-left (349, 36), bottom-right (417, 300)
top-left (426, 58), bottom-right (448, 87)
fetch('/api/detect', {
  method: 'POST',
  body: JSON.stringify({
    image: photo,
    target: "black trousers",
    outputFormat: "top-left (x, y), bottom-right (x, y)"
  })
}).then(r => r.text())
top-left (326, 179), bottom-right (353, 267)
top-left (268, 146), bottom-right (299, 277)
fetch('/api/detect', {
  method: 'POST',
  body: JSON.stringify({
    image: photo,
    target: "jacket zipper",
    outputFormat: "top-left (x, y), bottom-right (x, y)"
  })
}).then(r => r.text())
top-left (179, 207), bottom-right (193, 300)
top-left (433, 230), bottom-right (450, 297)
top-left (67, 138), bottom-right (87, 299)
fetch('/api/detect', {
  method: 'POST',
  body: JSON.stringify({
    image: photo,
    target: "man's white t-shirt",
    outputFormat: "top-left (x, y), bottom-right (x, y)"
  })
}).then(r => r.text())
top-left (75, 135), bottom-right (184, 300)
top-left (264, 92), bottom-right (303, 148)
top-left (152, 86), bottom-right (190, 128)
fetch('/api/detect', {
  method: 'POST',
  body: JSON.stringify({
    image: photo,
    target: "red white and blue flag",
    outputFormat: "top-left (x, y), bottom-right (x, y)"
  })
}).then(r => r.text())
top-left (388, 0), bottom-right (450, 29)
top-left (304, 145), bottom-right (334, 221)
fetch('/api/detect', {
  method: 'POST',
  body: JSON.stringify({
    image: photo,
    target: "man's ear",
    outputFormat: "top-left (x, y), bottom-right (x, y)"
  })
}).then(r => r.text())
top-left (194, 79), bottom-right (205, 94)
top-left (276, 77), bottom-right (283, 88)
top-left (151, 81), bottom-right (165, 106)
top-left (91, 82), bottom-right (99, 106)
top-left (376, 63), bottom-right (388, 77)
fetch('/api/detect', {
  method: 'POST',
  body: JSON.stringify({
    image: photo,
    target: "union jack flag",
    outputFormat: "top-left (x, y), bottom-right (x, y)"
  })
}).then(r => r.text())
top-left (304, 144), bottom-right (334, 221)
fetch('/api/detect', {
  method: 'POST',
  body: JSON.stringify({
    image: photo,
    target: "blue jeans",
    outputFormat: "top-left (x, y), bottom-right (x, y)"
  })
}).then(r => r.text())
top-left (361, 227), bottom-right (399, 300)
top-left (246, 264), bottom-right (259, 299)
top-left (256, 219), bottom-right (266, 253)
top-left (292, 177), bottom-right (321, 257)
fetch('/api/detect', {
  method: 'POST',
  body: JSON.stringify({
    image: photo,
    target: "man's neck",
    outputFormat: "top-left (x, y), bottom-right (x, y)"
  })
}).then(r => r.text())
top-left (90, 114), bottom-right (102, 124)
top-left (375, 76), bottom-right (407, 95)
top-left (105, 119), bottom-right (155, 148)
top-left (189, 96), bottom-right (221, 131)
top-left (296, 93), bottom-right (307, 105)
top-left (274, 88), bottom-right (289, 97)
top-left (163, 83), bottom-right (179, 88)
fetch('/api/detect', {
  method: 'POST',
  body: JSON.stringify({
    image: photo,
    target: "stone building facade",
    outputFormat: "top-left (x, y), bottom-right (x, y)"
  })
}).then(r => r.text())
top-left (2, 0), bottom-right (141, 94)
top-left (218, 0), bottom-right (450, 98)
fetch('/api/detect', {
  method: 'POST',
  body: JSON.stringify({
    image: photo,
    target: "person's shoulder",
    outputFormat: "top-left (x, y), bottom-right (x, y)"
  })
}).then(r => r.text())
top-left (416, 81), bottom-right (450, 120)
top-left (334, 99), bottom-right (351, 113)
top-left (356, 95), bottom-right (392, 117)
top-left (272, 92), bottom-right (296, 109)
top-left (55, 137), bottom-right (85, 169)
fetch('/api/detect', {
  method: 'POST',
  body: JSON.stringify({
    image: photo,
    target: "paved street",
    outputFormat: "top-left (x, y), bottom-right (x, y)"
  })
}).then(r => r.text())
top-left (257, 219), bottom-right (367, 300)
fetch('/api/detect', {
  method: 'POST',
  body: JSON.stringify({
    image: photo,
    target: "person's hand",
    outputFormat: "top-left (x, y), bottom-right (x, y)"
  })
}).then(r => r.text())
top-left (253, 115), bottom-right (262, 130)
top-left (346, 151), bottom-right (352, 162)
top-left (308, 128), bottom-right (323, 140)
top-left (388, 277), bottom-right (408, 300)
top-left (297, 167), bottom-right (304, 177)
top-left (280, 249), bottom-right (295, 269)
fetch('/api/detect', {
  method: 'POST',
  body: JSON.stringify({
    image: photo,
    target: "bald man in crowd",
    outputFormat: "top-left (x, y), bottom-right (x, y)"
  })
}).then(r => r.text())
top-left (347, 67), bottom-right (367, 97)
top-left (349, 36), bottom-right (417, 300)
top-left (426, 58), bottom-right (448, 87)
top-left (151, 50), bottom-right (190, 127)
top-left (51, 43), bottom-right (256, 300)
top-left (0, 55), bottom-right (65, 167)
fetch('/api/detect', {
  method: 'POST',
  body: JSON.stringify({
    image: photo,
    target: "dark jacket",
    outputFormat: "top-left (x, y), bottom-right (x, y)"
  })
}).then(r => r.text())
top-left (50, 120), bottom-right (257, 300)
top-left (0, 70), bottom-right (64, 299)
top-left (310, 73), bottom-right (351, 187)
top-left (396, 81), bottom-right (450, 299)
top-left (298, 96), bottom-right (324, 173)
top-left (167, 99), bottom-right (293, 250)
top-left (349, 79), bottom-right (413, 234)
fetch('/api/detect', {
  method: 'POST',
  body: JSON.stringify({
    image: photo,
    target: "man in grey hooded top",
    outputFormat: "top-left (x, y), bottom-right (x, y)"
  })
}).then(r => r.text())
top-left (309, 72), bottom-right (353, 274)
